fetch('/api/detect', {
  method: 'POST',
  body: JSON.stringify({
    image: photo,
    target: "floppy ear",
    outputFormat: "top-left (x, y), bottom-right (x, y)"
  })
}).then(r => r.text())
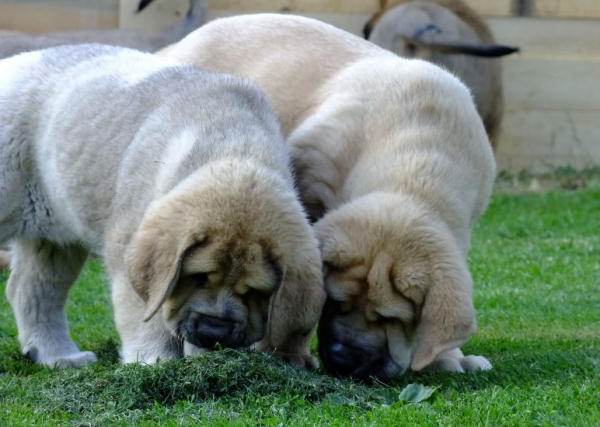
top-left (411, 258), bottom-right (477, 371)
top-left (266, 238), bottom-right (326, 353)
top-left (126, 201), bottom-right (205, 322)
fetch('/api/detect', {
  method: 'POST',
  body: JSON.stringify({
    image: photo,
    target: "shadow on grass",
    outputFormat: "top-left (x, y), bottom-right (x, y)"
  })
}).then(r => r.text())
top-left (1, 336), bottom-right (596, 418)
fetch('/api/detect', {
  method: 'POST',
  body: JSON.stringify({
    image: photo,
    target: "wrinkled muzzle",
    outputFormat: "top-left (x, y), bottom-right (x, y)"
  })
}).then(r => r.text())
top-left (179, 312), bottom-right (250, 350)
top-left (317, 300), bottom-right (407, 381)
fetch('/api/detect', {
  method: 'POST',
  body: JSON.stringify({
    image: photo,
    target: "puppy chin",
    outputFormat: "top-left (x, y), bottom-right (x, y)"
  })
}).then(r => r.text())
top-left (317, 321), bottom-right (407, 381)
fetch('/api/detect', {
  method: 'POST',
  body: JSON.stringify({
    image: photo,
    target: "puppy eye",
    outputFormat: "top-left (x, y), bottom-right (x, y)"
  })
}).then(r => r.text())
top-left (189, 273), bottom-right (208, 289)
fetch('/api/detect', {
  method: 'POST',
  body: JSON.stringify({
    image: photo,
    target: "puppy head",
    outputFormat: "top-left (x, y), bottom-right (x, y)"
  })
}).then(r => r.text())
top-left (126, 165), bottom-right (324, 353)
top-left (315, 193), bottom-right (476, 380)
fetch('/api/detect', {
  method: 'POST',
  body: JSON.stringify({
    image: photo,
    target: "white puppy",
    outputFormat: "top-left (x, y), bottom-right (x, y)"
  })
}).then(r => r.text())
top-left (159, 14), bottom-right (496, 380)
top-left (0, 44), bottom-right (324, 368)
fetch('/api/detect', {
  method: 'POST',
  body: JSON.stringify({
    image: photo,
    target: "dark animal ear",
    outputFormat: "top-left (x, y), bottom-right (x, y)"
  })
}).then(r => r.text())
top-left (364, 0), bottom-right (389, 39)
top-left (412, 38), bottom-right (520, 57)
top-left (411, 256), bottom-right (477, 371)
top-left (136, 0), bottom-right (154, 13)
top-left (126, 196), bottom-right (205, 322)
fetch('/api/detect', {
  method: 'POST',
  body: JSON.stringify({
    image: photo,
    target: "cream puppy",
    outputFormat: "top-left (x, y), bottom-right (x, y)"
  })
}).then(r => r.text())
top-left (0, 44), bottom-right (324, 368)
top-left (158, 14), bottom-right (496, 380)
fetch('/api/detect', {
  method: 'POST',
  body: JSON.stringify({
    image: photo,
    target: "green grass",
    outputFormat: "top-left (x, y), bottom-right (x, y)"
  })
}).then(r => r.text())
top-left (1, 185), bottom-right (599, 426)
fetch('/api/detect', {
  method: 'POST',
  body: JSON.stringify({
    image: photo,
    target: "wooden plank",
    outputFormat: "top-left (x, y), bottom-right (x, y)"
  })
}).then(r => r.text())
top-left (535, 0), bottom-right (600, 19)
top-left (1, 0), bottom-right (117, 12)
top-left (210, 0), bottom-right (378, 14)
top-left (496, 110), bottom-right (600, 172)
top-left (503, 57), bottom-right (600, 111)
top-left (497, 54), bottom-right (600, 171)
top-left (120, 1), bottom-right (600, 32)
top-left (210, 0), bottom-right (512, 15)
top-left (463, 0), bottom-right (512, 16)
top-left (487, 17), bottom-right (600, 59)
top-left (0, 4), bottom-right (118, 33)
top-left (204, 13), bottom-right (600, 60)
top-left (209, 0), bottom-right (518, 16)
top-left (210, 0), bottom-right (600, 18)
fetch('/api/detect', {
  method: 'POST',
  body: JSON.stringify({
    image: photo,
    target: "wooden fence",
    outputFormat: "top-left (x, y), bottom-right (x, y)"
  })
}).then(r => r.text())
top-left (1, 0), bottom-right (598, 172)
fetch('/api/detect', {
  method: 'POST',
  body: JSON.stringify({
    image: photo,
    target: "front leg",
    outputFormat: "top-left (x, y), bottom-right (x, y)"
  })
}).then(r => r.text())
top-left (6, 239), bottom-right (95, 368)
top-left (111, 273), bottom-right (180, 364)
top-left (425, 347), bottom-right (492, 373)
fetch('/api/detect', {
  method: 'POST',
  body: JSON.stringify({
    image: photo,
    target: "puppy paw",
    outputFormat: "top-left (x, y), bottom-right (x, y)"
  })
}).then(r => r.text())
top-left (25, 346), bottom-right (97, 369)
top-left (271, 351), bottom-right (320, 371)
top-left (460, 355), bottom-right (493, 371)
top-left (427, 354), bottom-right (492, 373)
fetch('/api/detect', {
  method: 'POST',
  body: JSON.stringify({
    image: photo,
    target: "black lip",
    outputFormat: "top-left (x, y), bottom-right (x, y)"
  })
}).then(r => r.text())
top-left (318, 328), bottom-right (401, 381)
top-left (179, 317), bottom-right (247, 350)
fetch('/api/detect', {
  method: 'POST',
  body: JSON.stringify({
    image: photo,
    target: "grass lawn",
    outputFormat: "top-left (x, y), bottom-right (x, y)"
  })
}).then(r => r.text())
top-left (1, 178), bottom-right (599, 426)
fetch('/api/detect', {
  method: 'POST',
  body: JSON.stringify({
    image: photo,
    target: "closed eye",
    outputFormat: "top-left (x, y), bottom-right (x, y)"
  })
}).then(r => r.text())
top-left (188, 273), bottom-right (209, 289)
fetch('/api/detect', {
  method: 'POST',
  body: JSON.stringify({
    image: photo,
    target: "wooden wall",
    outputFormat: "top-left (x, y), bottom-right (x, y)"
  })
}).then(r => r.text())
top-left (0, 1), bottom-right (119, 33)
top-left (1, 0), bottom-right (598, 173)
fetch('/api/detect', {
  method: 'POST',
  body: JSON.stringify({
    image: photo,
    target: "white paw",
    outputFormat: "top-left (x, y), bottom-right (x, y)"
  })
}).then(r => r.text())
top-left (25, 345), bottom-right (97, 369)
top-left (427, 354), bottom-right (492, 373)
top-left (461, 355), bottom-right (493, 371)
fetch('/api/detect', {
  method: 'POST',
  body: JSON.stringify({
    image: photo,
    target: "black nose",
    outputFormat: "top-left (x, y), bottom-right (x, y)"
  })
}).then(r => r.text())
top-left (184, 314), bottom-right (235, 349)
top-left (198, 315), bottom-right (233, 339)
top-left (321, 341), bottom-right (370, 377)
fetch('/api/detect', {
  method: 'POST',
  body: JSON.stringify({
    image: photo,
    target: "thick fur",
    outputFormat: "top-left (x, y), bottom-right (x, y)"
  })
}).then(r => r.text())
top-left (0, 44), bottom-right (324, 368)
top-left (0, 0), bottom-right (206, 59)
top-left (364, 0), bottom-right (512, 151)
top-left (158, 14), bottom-right (496, 379)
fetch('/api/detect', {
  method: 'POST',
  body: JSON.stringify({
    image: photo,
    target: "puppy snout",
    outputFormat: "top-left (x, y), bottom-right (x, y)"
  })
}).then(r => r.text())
top-left (321, 341), bottom-right (370, 377)
top-left (183, 314), bottom-right (239, 349)
top-left (199, 315), bottom-right (233, 339)
top-left (319, 338), bottom-right (403, 381)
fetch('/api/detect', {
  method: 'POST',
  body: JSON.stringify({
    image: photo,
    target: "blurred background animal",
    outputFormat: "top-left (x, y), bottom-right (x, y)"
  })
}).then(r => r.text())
top-left (0, 0), bottom-right (206, 58)
top-left (364, 0), bottom-right (519, 151)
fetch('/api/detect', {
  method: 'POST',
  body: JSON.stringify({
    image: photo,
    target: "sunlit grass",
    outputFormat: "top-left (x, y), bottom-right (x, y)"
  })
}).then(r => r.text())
top-left (1, 185), bottom-right (598, 425)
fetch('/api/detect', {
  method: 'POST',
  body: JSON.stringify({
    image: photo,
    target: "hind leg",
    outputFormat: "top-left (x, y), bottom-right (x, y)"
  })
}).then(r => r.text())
top-left (5, 239), bottom-right (95, 368)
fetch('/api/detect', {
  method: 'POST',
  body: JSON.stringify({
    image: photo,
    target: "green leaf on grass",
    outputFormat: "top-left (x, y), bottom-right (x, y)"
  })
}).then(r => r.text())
top-left (325, 393), bottom-right (357, 406)
top-left (397, 383), bottom-right (437, 405)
